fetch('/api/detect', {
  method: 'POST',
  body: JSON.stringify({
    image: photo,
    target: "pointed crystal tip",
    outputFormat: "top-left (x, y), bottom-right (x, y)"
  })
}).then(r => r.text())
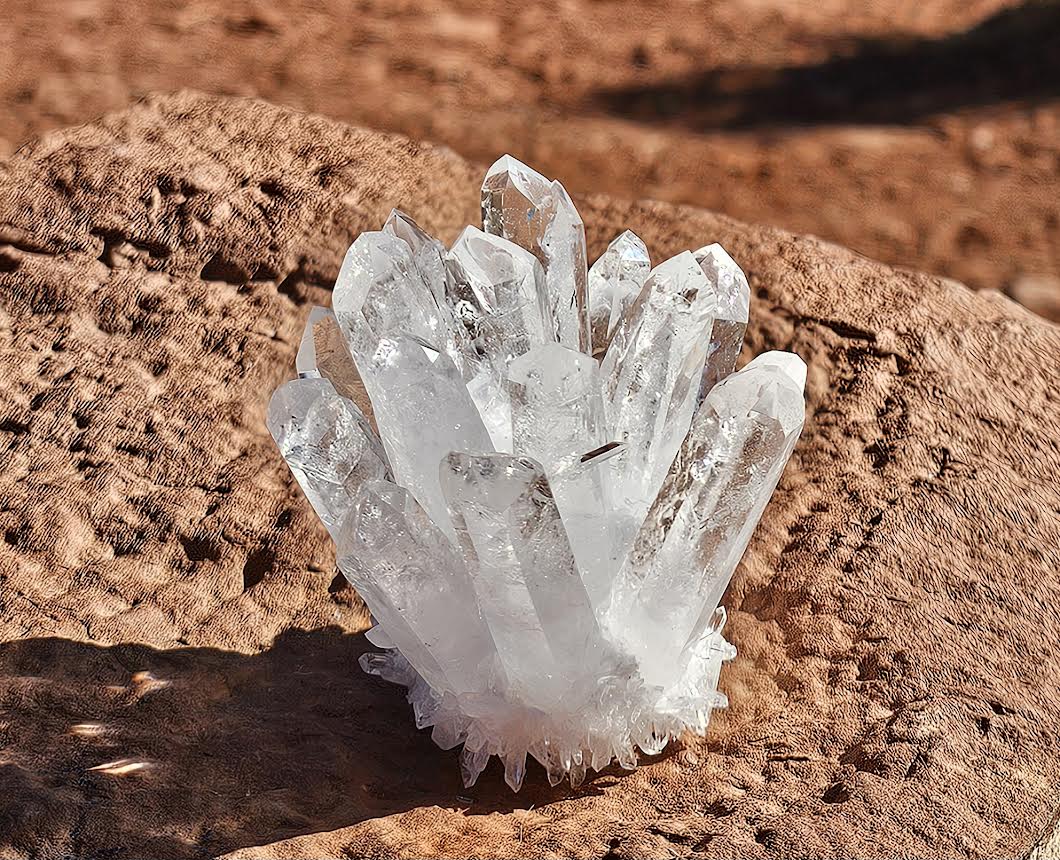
top-left (483, 153), bottom-right (546, 186)
top-left (745, 350), bottom-right (807, 391)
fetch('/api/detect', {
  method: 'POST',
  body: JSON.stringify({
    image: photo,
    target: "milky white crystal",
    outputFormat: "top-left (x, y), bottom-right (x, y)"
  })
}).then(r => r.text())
top-left (268, 154), bottom-right (806, 791)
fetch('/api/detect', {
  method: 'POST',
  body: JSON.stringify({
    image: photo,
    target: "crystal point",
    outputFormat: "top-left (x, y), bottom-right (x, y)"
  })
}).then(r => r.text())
top-left (267, 377), bottom-right (388, 538)
top-left (383, 208), bottom-right (449, 305)
top-left (601, 251), bottom-right (719, 554)
top-left (693, 243), bottom-right (751, 399)
top-left (482, 155), bottom-right (590, 352)
top-left (333, 231), bottom-right (467, 378)
top-left (609, 353), bottom-right (806, 687)
top-left (588, 230), bottom-right (651, 354)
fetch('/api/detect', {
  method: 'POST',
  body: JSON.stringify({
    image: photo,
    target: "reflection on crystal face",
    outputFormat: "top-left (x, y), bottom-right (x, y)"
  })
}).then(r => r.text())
top-left (588, 230), bottom-right (651, 355)
top-left (267, 377), bottom-right (388, 538)
top-left (694, 243), bottom-right (751, 401)
top-left (296, 305), bottom-right (376, 428)
top-left (482, 155), bottom-right (590, 353)
top-left (269, 155), bottom-right (806, 791)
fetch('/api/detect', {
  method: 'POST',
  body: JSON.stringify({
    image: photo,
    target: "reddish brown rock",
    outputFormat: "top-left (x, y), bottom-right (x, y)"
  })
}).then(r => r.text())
top-left (0, 92), bottom-right (1058, 859)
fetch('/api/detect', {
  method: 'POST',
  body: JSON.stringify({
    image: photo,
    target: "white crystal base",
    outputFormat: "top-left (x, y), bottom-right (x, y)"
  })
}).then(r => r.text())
top-left (360, 616), bottom-right (736, 791)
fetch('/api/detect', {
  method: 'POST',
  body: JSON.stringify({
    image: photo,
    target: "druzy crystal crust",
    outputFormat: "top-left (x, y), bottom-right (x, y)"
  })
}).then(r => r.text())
top-left (268, 155), bottom-right (806, 791)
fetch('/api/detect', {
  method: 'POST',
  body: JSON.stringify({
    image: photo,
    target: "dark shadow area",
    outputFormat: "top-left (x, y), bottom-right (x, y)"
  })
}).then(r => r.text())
top-left (593, 1), bottom-right (1060, 129)
top-left (0, 629), bottom-right (621, 858)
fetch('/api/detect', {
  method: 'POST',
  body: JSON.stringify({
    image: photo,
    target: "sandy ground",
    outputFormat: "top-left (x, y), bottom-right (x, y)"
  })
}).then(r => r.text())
top-left (1, 92), bottom-right (1059, 859)
top-left (0, 0), bottom-right (1058, 318)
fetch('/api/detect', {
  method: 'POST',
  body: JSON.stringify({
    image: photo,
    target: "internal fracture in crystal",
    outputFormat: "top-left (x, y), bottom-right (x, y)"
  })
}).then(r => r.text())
top-left (269, 154), bottom-right (806, 791)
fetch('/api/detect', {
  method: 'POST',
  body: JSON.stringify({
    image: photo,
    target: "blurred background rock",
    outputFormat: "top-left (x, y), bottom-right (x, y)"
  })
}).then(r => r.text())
top-left (1, 0), bottom-right (1056, 319)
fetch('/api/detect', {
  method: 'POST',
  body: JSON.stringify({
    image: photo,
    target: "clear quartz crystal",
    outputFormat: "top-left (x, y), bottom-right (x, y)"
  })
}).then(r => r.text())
top-left (269, 156), bottom-right (807, 793)
top-left (609, 351), bottom-right (806, 688)
top-left (446, 226), bottom-right (553, 451)
top-left (481, 155), bottom-right (590, 353)
top-left (600, 251), bottom-right (719, 555)
top-left (296, 306), bottom-right (377, 427)
top-left (360, 335), bottom-right (494, 538)
top-left (333, 231), bottom-right (465, 376)
top-left (694, 243), bottom-right (751, 400)
top-left (338, 479), bottom-right (497, 695)
top-left (266, 377), bottom-right (388, 538)
top-left (507, 343), bottom-right (618, 607)
top-left (441, 452), bottom-right (603, 707)
top-left (588, 230), bottom-right (651, 355)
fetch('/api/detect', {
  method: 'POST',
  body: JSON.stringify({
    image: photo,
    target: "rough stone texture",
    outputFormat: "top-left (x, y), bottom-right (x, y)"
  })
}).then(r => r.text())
top-left (2, 0), bottom-right (1058, 318)
top-left (0, 92), bottom-right (1058, 859)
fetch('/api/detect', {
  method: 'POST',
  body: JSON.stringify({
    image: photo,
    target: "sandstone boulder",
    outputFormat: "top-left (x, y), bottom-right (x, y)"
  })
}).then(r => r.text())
top-left (0, 92), bottom-right (1058, 859)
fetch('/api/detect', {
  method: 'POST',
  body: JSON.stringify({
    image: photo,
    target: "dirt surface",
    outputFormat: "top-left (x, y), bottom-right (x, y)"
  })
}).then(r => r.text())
top-left (0, 0), bottom-right (1058, 319)
top-left (0, 92), bottom-right (1058, 859)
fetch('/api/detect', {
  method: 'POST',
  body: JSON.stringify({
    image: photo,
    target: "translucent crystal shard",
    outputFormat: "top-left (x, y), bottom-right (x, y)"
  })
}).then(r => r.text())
top-left (600, 251), bottom-right (718, 544)
top-left (332, 230), bottom-right (462, 373)
top-left (588, 231), bottom-right (651, 355)
top-left (382, 208), bottom-right (449, 305)
top-left (481, 155), bottom-right (590, 352)
top-left (441, 452), bottom-right (603, 706)
top-left (694, 243), bottom-right (751, 399)
top-left (446, 226), bottom-right (552, 451)
top-left (609, 351), bottom-right (806, 688)
top-left (338, 479), bottom-right (497, 695)
top-left (295, 306), bottom-right (376, 427)
top-left (362, 336), bottom-right (494, 537)
top-left (266, 377), bottom-right (388, 538)
top-left (507, 343), bottom-right (617, 606)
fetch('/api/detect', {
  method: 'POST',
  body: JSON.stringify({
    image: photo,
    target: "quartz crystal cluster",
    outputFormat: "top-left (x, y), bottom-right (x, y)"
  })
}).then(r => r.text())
top-left (268, 155), bottom-right (806, 791)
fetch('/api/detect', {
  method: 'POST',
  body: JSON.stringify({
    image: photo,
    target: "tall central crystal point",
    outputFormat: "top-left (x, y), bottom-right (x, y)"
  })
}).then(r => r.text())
top-left (268, 156), bottom-right (806, 792)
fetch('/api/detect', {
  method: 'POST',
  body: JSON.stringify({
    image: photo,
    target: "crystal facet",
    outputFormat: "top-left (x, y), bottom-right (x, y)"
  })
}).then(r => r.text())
top-left (693, 243), bottom-right (751, 400)
top-left (441, 452), bottom-right (603, 707)
top-left (360, 335), bottom-right (493, 538)
top-left (481, 155), bottom-right (590, 353)
top-left (268, 155), bottom-right (806, 792)
top-left (338, 480), bottom-right (497, 695)
top-left (267, 377), bottom-right (388, 538)
top-left (588, 230), bottom-right (651, 355)
top-left (600, 251), bottom-right (719, 556)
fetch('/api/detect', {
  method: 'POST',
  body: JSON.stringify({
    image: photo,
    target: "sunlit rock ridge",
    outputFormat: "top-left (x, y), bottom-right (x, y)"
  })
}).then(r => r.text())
top-left (268, 155), bottom-right (806, 791)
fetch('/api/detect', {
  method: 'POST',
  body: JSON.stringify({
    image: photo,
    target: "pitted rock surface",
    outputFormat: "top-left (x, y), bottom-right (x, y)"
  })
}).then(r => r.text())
top-left (0, 92), bottom-right (1058, 859)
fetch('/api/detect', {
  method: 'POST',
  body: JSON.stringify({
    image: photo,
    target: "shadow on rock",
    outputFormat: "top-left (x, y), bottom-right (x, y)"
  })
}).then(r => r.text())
top-left (0, 628), bottom-right (613, 858)
top-left (593, 0), bottom-right (1060, 129)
